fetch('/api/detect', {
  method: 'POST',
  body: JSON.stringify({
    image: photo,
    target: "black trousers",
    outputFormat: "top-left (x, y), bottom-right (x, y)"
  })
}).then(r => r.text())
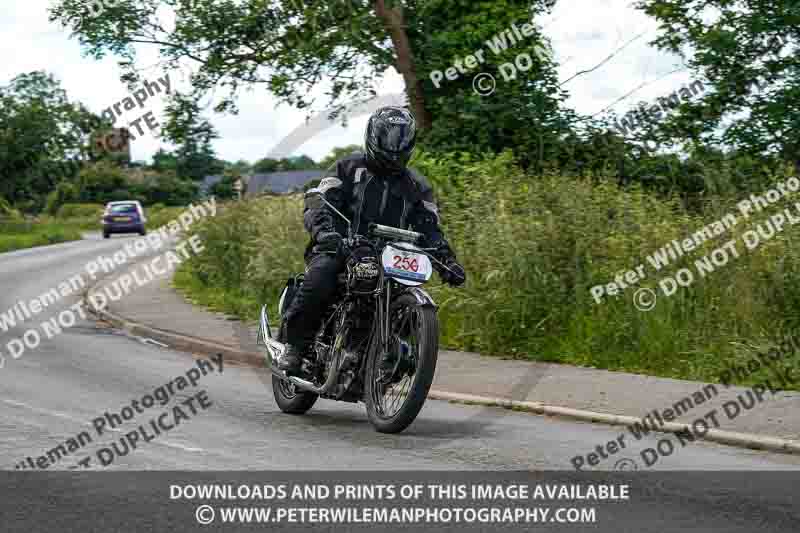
top-left (284, 252), bottom-right (344, 347)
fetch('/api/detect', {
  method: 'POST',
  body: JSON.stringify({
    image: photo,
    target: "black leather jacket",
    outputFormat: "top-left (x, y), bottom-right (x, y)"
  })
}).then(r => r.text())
top-left (303, 152), bottom-right (456, 262)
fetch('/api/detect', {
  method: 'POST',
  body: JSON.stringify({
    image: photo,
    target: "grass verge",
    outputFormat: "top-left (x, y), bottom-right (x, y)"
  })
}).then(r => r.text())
top-left (0, 220), bottom-right (83, 253)
top-left (172, 151), bottom-right (800, 390)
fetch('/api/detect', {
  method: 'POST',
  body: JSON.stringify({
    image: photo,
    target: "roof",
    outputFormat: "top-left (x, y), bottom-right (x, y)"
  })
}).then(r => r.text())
top-left (106, 201), bottom-right (142, 206)
top-left (246, 170), bottom-right (325, 196)
top-left (199, 175), bottom-right (224, 195)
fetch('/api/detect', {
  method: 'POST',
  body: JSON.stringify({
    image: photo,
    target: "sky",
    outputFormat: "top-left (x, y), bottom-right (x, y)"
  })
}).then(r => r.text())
top-left (0, 0), bottom-right (694, 165)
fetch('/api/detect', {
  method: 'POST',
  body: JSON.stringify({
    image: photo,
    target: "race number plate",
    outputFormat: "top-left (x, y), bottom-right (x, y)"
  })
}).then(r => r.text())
top-left (382, 245), bottom-right (433, 286)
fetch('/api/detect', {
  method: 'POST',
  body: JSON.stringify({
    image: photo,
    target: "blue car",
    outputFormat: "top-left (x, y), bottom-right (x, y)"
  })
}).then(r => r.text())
top-left (102, 201), bottom-right (147, 238)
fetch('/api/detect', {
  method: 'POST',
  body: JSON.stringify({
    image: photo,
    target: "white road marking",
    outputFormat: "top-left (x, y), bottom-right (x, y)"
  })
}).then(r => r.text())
top-left (140, 337), bottom-right (169, 348)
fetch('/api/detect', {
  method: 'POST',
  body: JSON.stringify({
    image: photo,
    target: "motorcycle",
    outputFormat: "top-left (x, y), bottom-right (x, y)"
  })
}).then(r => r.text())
top-left (257, 191), bottom-right (460, 433)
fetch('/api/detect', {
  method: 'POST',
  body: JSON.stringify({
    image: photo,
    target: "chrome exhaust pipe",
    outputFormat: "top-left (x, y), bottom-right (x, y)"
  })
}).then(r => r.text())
top-left (287, 375), bottom-right (322, 391)
top-left (259, 305), bottom-right (286, 365)
top-left (288, 346), bottom-right (344, 396)
top-left (259, 304), bottom-right (344, 396)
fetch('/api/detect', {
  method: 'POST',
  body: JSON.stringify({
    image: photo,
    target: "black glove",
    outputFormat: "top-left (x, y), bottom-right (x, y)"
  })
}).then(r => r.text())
top-left (439, 258), bottom-right (466, 287)
top-left (315, 231), bottom-right (343, 253)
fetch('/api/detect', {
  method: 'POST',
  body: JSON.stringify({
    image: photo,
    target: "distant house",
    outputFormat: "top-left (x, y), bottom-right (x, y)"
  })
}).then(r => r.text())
top-left (245, 170), bottom-right (325, 196)
top-left (199, 175), bottom-right (224, 197)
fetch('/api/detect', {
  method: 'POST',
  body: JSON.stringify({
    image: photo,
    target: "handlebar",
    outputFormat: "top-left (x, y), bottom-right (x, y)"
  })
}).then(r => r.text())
top-left (306, 191), bottom-right (424, 245)
top-left (369, 223), bottom-right (423, 243)
top-left (358, 224), bottom-right (463, 281)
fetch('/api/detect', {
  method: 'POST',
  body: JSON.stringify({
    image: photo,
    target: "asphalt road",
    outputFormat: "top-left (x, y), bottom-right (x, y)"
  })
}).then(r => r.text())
top-left (3, 234), bottom-right (800, 471)
top-left (1, 235), bottom-right (800, 531)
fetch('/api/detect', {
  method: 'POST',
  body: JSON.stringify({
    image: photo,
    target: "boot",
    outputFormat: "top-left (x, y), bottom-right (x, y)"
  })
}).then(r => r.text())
top-left (278, 344), bottom-right (304, 375)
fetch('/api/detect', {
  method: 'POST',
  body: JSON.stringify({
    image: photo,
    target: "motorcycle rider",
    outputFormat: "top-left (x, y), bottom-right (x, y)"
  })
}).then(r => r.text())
top-left (278, 106), bottom-right (466, 376)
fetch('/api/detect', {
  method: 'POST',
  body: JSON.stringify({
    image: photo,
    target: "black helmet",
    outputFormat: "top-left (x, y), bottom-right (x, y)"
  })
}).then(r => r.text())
top-left (364, 106), bottom-right (417, 176)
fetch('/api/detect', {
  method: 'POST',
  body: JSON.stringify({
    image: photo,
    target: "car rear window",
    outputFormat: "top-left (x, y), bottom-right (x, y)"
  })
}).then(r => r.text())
top-left (109, 204), bottom-right (138, 214)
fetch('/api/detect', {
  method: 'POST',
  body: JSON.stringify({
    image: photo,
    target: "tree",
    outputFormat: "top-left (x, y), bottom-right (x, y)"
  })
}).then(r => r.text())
top-left (75, 161), bottom-right (128, 203)
top-left (635, 0), bottom-right (800, 173)
top-left (252, 155), bottom-right (317, 173)
top-left (48, 0), bottom-right (566, 157)
top-left (318, 144), bottom-right (363, 169)
top-left (286, 155), bottom-right (318, 170)
top-left (224, 159), bottom-right (252, 175)
top-left (0, 71), bottom-right (109, 208)
top-left (162, 93), bottom-right (224, 180)
top-left (150, 148), bottom-right (179, 173)
top-left (252, 157), bottom-right (281, 173)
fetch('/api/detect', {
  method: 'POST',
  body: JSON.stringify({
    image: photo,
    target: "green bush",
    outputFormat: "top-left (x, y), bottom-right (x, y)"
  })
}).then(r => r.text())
top-left (0, 196), bottom-right (21, 220)
top-left (77, 161), bottom-right (128, 203)
top-left (136, 173), bottom-right (199, 206)
top-left (45, 182), bottom-right (80, 215)
top-left (56, 203), bottom-right (104, 219)
top-left (0, 221), bottom-right (82, 253)
top-left (146, 205), bottom-right (186, 229)
top-left (44, 162), bottom-right (200, 216)
top-left (209, 174), bottom-right (238, 200)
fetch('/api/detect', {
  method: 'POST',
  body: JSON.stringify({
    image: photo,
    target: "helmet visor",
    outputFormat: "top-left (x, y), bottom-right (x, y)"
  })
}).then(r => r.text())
top-left (378, 121), bottom-right (416, 153)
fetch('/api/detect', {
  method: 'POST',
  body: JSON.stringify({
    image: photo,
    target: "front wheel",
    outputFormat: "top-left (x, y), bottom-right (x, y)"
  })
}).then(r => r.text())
top-left (268, 316), bottom-right (318, 414)
top-left (272, 375), bottom-right (318, 414)
top-left (364, 294), bottom-right (439, 433)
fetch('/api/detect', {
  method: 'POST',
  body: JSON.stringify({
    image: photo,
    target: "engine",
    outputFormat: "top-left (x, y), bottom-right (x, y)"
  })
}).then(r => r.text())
top-left (346, 246), bottom-right (382, 294)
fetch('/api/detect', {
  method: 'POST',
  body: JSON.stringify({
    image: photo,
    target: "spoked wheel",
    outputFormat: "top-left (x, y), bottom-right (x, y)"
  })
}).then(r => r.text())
top-left (271, 374), bottom-right (318, 414)
top-left (365, 293), bottom-right (439, 433)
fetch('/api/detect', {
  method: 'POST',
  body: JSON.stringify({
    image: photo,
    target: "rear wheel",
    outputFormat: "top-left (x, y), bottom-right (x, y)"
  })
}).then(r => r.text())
top-left (103, 231), bottom-right (110, 239)
top-left (364, 293), bottom-right (439, 433)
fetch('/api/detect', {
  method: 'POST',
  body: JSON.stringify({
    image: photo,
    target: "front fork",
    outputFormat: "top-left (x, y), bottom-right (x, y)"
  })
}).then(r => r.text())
top-left (384, 281), bottom-right (392, 352)
top-left (375, 281), bottom-right (397, 356)
top-left (375, 282), bottom-right (411, 379)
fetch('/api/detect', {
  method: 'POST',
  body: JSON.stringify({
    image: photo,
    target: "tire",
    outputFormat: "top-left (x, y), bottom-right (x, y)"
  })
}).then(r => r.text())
top-left (103, 231), bottom-right (110, 239)
top-left (364, 293), bottom-right (439, 433)
top-left (272, 375), bottom-right (318, 414)
top-left (139, 227), bottom-right (146, 236)
top-left (269, 317), bottom-right (318, 414)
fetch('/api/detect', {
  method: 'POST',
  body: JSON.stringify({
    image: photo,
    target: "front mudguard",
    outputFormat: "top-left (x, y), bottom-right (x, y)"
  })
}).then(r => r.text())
top-left (403, 287), bottom-right (437, 309)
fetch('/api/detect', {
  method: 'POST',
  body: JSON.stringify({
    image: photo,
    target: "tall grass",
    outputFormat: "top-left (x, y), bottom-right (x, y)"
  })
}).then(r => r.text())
top-left (175, 151), bottom-right (800, 386)
top-left (0, 220), bottom-right (83, 253)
